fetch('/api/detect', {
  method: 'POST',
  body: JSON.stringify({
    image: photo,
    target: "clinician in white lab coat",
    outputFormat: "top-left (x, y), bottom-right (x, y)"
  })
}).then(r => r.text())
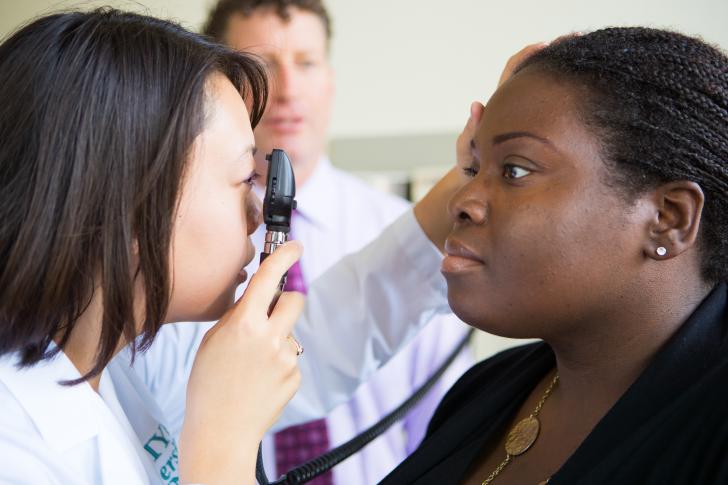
top-left (0, 8), bottom-right (490, 485)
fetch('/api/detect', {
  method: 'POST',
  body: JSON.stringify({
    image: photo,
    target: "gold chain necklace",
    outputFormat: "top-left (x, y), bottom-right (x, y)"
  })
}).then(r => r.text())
top-left (481, 374), bottom-right (559, 485)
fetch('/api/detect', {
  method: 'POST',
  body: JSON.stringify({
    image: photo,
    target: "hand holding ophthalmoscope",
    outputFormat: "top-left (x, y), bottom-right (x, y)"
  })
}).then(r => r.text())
top-left (181, 150), bottom-right (303, 484)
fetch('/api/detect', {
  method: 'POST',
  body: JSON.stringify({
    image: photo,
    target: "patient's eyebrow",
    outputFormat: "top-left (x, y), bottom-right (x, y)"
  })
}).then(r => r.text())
top-left (492, 131), bottom-right (555, 149)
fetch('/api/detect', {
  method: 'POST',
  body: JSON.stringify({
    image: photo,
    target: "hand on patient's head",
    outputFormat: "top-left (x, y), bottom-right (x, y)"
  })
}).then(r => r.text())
top-left (497, 42), bottom-right (549, 87)
top-left (456, 102), bottom-right (484, 174)
top-left (457, 39), bottom-right (559, 177)
top-left (496, 34), bottom-right (581, 88)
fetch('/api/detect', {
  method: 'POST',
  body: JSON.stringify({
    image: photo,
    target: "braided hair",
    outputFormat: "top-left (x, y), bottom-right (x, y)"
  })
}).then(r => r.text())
top-left (517, 28), bottom-right (728, 283)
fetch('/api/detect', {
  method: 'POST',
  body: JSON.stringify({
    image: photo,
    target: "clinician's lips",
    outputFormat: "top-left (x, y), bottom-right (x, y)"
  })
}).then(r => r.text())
top-left (441, 238), bottom-right (484, 273)
top-left (236, 268), bottom-right (248, 284)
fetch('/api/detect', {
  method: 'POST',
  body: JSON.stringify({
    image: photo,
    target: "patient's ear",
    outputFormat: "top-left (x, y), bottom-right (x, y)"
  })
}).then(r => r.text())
top-left (645, 181), bottom-right (704, 260)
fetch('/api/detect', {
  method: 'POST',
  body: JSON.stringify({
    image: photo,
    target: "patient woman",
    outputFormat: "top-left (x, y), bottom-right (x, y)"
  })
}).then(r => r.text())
top-left (383, 28), bottom-right (728, 484)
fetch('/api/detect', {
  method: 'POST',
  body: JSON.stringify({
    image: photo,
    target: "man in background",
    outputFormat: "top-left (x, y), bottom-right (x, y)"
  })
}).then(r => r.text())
top-left (202, 1), bottom-right (474, 483)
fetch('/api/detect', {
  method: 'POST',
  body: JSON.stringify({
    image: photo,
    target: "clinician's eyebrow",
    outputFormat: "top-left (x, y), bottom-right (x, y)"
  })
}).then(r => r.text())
top-left (234, 144), bottom-right (256, 162)
top-left (492, 131), bottom-right (556, 150)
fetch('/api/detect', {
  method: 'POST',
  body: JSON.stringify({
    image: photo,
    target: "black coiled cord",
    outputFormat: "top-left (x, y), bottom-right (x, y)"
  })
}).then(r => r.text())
top-left (256, 328), bottom-right (475, 485)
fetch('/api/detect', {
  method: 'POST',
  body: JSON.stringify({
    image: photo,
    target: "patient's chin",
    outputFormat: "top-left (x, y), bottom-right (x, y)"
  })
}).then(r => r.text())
top-left (447, 289), bottom-right (530, 339)
top-left (447, 289), bottom-right (480, 323)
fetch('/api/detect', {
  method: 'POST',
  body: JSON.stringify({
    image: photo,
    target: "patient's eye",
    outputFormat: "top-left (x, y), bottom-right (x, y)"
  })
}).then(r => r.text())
top-left (502, 164), bottom-right (531, 179)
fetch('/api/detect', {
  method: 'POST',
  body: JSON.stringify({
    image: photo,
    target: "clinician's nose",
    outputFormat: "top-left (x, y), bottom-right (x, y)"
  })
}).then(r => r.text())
top-left (447, 179), bottom-right (488, 226)
top-left (246, 192), bottom-right (263, 236)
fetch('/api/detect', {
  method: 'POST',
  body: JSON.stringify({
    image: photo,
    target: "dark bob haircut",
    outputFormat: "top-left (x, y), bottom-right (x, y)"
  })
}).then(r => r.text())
top-left (0, 8), bottom-right (268, 383)
top-left (516, 28), bottom-right (728, 283)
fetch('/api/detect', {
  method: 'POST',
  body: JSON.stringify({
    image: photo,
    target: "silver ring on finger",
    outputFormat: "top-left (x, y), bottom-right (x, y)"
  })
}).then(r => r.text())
top-left (287, 335), bottom-right (304, 356)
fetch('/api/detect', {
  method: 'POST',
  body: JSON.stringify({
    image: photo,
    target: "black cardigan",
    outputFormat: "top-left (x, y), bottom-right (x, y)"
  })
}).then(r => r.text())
top-left (381, 283), bottom-right (728, 484)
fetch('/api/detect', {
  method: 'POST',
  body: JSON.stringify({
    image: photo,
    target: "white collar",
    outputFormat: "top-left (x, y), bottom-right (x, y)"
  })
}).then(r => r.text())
top-left (0, 348), bottom-right (101, 451)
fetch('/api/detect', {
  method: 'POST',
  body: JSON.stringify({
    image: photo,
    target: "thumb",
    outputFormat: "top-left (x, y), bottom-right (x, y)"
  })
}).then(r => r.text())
top-left (235, 240), bottom-right (303, 319)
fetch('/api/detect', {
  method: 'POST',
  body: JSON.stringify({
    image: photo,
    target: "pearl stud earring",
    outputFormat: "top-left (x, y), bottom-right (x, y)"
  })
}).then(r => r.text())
top-left (656, 246), bottom-right (667, 257)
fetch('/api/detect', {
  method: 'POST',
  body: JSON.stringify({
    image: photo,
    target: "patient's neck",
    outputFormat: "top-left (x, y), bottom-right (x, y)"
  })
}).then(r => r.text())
top-left (547, 273), bottom-right (711, 415)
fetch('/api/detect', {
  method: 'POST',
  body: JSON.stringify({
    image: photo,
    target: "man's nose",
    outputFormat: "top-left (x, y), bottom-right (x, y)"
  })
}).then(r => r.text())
top-left (272, 62), bottom-right (299, 101)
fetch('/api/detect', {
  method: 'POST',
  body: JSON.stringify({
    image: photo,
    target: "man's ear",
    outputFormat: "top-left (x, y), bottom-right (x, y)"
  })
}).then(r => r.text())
top-left (645, 181), bottom-right (704, 260)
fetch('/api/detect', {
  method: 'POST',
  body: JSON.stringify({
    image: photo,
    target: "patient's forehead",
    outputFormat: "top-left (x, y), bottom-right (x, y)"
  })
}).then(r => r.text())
top-left (477, 68), bottom-right (599, 157)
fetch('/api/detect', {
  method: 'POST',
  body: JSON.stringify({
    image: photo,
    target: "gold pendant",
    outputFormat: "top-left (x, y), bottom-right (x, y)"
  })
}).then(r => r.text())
top-left (504, 416), bottom-right (540, 456)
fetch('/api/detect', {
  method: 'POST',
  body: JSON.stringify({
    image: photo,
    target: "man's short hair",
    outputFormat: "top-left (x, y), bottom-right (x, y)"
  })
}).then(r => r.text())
top-left (202, 0), bottom-right (332, 43)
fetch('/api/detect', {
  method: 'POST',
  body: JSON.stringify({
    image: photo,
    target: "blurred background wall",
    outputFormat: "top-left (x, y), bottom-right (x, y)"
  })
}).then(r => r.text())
top-left (2, 0), bottom-right (727, 357)
top-left (3, 0), bottom-right (726, 166)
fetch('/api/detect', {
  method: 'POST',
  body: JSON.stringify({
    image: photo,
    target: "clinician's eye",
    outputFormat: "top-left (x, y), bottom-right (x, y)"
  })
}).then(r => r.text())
top-left (298, 59), bottom-right (317, 69)
top-left (243, 172), bottom-right (260, 187)
top-left (502, 164), bottom-right (531, 179)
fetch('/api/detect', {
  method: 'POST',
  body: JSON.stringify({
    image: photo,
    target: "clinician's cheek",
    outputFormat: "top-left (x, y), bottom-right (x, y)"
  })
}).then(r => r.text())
top-left (245, 192), bottom-right (263, 236)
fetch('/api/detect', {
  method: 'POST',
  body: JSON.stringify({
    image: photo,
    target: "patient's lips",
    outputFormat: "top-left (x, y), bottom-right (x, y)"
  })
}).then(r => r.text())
top-left (441, 238), bottom-right (484, 273)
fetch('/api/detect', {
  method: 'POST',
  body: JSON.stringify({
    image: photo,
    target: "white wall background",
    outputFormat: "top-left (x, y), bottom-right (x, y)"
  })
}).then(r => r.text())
top-left (2, 0), bottom-right (727, 139)
top-left (327, 0), bottom-right (728, 137)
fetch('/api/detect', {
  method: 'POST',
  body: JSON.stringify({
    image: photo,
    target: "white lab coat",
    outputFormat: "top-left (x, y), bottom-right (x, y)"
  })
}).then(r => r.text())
top-left (0, 210), bottom-right (450, 484)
